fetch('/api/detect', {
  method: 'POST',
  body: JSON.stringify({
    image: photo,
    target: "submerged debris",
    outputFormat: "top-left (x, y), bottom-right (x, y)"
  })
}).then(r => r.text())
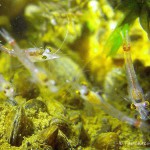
top-left (92, 132), bottom-right (119, 150)
top-left (6, 107), bottom-right (33, 146)
top-left (37, 125), bottom-right (58, 148)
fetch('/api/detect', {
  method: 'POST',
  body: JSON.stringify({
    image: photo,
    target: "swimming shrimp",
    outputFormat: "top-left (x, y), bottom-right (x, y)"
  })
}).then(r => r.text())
top-left (78, 83), bottom-right (150, 133)
top-left (76, 30), bottom-right (150, 132)
top-left (0, 29), bottom-right (58, 92)
top-left (0, 44), bottom-right (59, 62)
top-left (122, 31), bottom-right (150, 121)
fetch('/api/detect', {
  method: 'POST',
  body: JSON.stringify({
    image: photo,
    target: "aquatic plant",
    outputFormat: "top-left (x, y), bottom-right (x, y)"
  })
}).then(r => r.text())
top-left (106, 0), bottom-right (150, 56)
top-left (0, 0), bottom-right (150, 149)
top-left (0, 27), bottom-right (150, 149)
top-left (117, 0), bottom-right (150, 37)
top-left (105, 23), bottom-right (129, 56)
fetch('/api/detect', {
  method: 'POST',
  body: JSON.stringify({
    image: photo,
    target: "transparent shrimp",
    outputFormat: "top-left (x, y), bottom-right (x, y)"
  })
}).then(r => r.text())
top-left (122, 32), bottom-right (150, 120)
top-left (0, 17), bottom-right (69, 63)
top-left (78, 84), bottom-right (150, 132)
top-left (0, 29), bottom-right (58, 92)
top-left (25, 47), bottom-right (59, 62)
top-left (0, 44), bottom-right (59, 62)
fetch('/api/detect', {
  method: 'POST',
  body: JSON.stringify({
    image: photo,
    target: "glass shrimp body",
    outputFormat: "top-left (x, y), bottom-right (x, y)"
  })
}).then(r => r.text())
top-left (25, 48), bottom-right (59, 62)
top-left (0, 44), bottom-right (59, 62)
top-left (0, 29), bottom-right (58, 92)
top-left (78, 84), bottom-right (150, 132)
top-left (123, 43), bottom-right (150, 120)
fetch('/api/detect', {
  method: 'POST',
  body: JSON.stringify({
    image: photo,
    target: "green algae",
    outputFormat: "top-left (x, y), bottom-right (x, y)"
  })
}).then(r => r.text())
top-left (0, 0), bottom-right (150, 150)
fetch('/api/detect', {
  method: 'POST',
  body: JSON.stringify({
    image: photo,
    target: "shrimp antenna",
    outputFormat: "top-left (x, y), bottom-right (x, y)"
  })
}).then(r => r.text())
top-left (54, 15), bottom-right (69, 54)
top-left (29, 42), bottom-right (39, 49)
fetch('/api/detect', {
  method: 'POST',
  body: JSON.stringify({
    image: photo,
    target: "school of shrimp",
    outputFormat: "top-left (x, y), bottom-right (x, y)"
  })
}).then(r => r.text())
top-left (0, 28), bottom-right (150, 149)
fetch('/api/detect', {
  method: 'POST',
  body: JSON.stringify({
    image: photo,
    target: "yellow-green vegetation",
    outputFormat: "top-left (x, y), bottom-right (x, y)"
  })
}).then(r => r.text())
top-left (0, 0), bottom-right (38, 26)
top-left (0, 0), bottom-right (150, 150)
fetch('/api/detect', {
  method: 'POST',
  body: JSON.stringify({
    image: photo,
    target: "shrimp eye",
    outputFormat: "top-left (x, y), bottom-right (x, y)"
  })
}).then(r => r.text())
top-left (143, 101), bottom-right (149, 108)
top-left (45, 47), bottom-right (51, 53)
top-left (130, 103), bottom-right (136, 110)
top-left (42, 55), bottom-right (47, 59)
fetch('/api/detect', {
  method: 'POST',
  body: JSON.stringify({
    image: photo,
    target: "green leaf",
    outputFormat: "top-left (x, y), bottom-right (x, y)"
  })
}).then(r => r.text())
top-left (118, 0), bottom-right (139, 27)
top-left (139, 2), bottom-right (150, 38)
top-left (105, 24), bottom-right (129, 57)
